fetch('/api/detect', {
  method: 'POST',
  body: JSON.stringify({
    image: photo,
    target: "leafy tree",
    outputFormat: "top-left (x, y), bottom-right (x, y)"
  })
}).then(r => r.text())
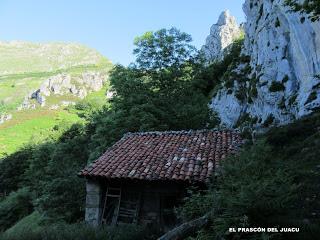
top-left (88, 29), bottom-right (217, 160)
top-left (0, 148), bottom-right (33, 194)
top-left (133, 28), bottom-right (197, 71)
top-left (32, 124), bottom-right (89, 222)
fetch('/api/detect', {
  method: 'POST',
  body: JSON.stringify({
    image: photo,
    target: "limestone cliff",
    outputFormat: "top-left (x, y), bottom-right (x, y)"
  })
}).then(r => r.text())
top-left (209, 1), bottom-right (320, 128)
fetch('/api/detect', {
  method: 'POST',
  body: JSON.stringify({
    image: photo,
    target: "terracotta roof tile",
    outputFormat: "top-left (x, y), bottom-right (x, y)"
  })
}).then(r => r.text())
top-left (79, 130), bottom-right (242, 183)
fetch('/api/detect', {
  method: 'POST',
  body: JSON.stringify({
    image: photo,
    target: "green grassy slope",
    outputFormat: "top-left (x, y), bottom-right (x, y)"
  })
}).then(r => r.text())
top-left (0, 109), bottom-right (82, 156)
top-left (3, 211), bottom-right (44, 238)
top-left (0, 41), bottom-right (107, 74)
top-left (0, 41), bottom-right (113, 158)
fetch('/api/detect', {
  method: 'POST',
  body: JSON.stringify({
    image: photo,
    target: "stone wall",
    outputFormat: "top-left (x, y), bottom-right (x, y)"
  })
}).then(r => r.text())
top-left (84, 180), bottom-right (187, 229)
top-left (85, 180), bottom-right (103, 226)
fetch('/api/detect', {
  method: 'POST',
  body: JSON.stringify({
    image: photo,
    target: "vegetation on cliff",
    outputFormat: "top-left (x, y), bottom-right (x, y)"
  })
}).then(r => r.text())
top-left (285, 0), bottom-right (320, 21)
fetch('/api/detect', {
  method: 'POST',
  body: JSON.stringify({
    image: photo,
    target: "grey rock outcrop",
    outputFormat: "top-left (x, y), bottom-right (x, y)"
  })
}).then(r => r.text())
top-left (17, 97), bottom-right (36, 111)
top-left (82, 72), bottom-right (104, 91)
top-left (0, 113), bottom-right (12, 124)
top-left (31, 89), bottom-right (46, 107)
top-left (209, 1), bottom-right (320, 127)
top-left (29, 71), bottom-right (106, 106)
top-left (201, 10), bottom-right (243, 62)
top-left (41, 74), bottom-right (72, 96)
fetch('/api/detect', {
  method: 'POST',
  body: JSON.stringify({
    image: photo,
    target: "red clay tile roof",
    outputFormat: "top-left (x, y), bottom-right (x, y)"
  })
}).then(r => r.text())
top-left (80, 130), bottom-right (242, 183)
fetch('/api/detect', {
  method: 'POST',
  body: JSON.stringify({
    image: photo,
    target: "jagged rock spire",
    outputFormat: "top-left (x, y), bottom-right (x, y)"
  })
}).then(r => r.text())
top-left (201, 10), bottom-right (242, 62)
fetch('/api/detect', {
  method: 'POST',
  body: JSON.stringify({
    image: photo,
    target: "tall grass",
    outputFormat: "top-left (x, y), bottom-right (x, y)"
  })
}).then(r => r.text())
top-left (0, 222), bottom-right (153, 240)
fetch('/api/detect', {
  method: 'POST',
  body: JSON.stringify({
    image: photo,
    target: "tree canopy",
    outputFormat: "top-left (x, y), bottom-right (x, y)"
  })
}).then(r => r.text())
top-left (133, 28), bottom-right (197, 70)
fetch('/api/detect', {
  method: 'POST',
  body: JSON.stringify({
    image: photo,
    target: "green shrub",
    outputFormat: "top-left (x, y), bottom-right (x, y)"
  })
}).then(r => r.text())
top-left (235, 113), bottom-right (252, 127)
top-left (269, 81), bottom-right (285, 92)
top-left (179, 189), bottom-right (215, 221)
top-left (289, 94), bottom-right (298, 106)
top-left (4, 211), bottom-right (45, 237)
top-left (0, 147), bottom-right (33, 194)
top-left (249, 83), bottom-right (258, 99)
top-left (282, 75), bottom-right (289, 83)
top-left (285, 0), bottom-right (320, 22)
top-left (195, 38), bottom-right (244, 96)
top-left (275, 17), bottom-right (281, 27)
top-left (235, 86), bottom-right (247, 102)
top-left (0, 223), bottom-right (152, 240)
top-left (0, 188), bottom-right (33, 232)
top-left (278, 97), bottom-right (286, 109)
top-left (312, 81), bottom-right (320, 90)
top-left (239, 55), bottom-right (251, 63)
top-left (305, 91), bottom-right (317, 105)
top-left (263, 114), bottom-right (275, 127)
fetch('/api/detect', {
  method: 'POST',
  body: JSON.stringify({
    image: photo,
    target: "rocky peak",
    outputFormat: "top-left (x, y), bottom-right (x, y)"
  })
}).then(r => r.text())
top-left (201, 10), bottom-right (243, 62)
top-left (217, 10), bottom-right (236, 26)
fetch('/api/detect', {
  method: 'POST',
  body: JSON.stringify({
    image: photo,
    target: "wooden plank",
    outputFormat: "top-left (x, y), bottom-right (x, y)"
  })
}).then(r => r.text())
top-left (133, 192), bottom-right (142, 224)
top-left (106, 194), bottom-right (121, 197)
top-left (111, 188), bottom-right (121, 225)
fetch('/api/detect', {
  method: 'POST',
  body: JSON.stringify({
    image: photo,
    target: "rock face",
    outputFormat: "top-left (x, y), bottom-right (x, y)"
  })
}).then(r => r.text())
top-left (0, 114), bottom-right (12, 125)
top-left (31, 90), bottom-right (46, 107)
top-left (29, 71), bottom-right (106, 106)
top-left (209, 1), bottom-right (320, 127)
top-left (201, 10), bottom-right (243, 62)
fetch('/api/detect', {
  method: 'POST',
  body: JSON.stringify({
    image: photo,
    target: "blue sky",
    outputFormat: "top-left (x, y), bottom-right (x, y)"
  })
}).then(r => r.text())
top-left (0, 0), bottom-right (245, 65)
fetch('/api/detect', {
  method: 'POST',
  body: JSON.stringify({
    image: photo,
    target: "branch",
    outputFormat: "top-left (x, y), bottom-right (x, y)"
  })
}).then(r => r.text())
top-left (157, 212), bottom-right (213, 240)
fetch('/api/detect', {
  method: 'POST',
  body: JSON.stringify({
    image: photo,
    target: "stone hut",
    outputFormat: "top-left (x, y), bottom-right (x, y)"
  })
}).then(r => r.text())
top-left (79, 130), bottom-right (242, 231)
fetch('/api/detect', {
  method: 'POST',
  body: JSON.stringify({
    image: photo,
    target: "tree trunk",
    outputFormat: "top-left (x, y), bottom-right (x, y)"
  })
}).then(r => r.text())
top-left (157, 213), bottom-right (211, 240)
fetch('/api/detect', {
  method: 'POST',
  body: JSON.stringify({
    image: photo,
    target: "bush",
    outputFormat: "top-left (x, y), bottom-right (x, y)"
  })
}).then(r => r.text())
top-left (285, 0), bottom-right (320, 22)
top-left (0, 147), bottom-right (33, 194)
top-left (275, 17), bottom-right (281, 27)
top-left (282, 75), bottom-right (289, 83)
top-left (3, 211), bottom-right (45, 237)
top-left (0, 188), bottom-right (33, 232)
top-left (263, 114), bottom-right (275, 127)
top-left (0, 223), bottom-right (152, 240)
top-left (269, 81), bottom-right (285, 92)
top-left (305, 91), bottom-right (317, 105)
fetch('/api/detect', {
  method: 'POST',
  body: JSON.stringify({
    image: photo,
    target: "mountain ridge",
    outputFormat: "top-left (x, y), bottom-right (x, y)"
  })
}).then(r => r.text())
top-left (0, 40), bottom-right (110, 75)
top-left (0, 40), bottom-right (112, 157)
